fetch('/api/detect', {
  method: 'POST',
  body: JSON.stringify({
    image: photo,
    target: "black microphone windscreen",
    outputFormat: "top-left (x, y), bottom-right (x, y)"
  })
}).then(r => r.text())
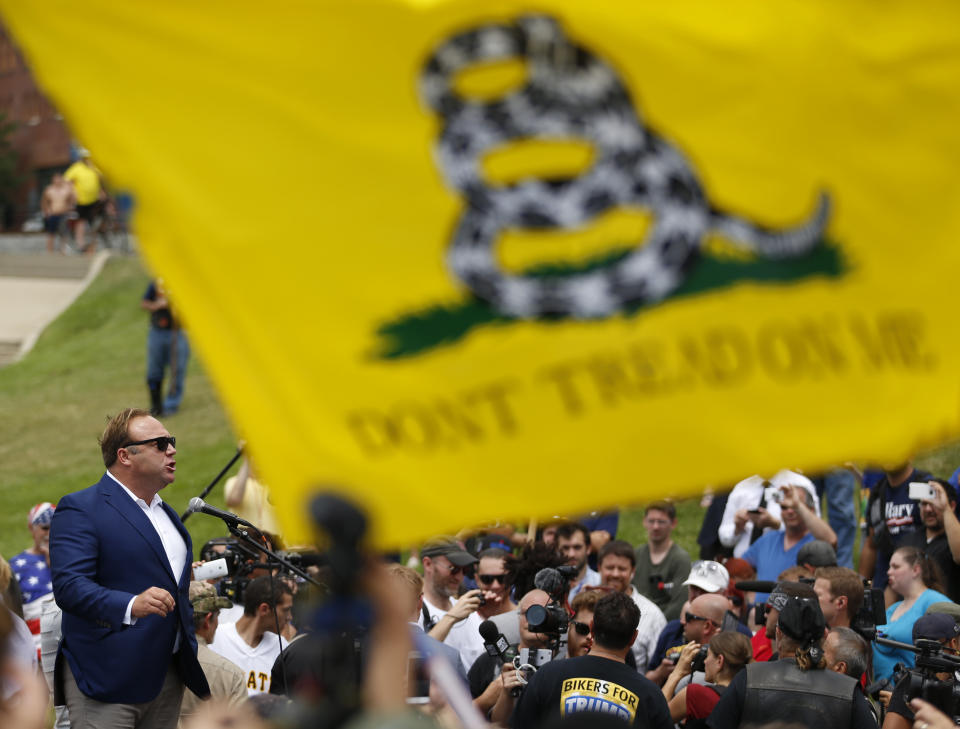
top-left (479, 620), bottom-right (499, 641)
top-left (734, 580), bottom-right (778, 593)
top-left (534, 567), bottom-right (565, 595)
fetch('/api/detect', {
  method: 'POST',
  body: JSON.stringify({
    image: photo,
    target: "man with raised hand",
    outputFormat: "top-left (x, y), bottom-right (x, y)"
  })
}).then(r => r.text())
top-left (418, 536), bottom-right (485, 672)
top-left (51, 408), bottom-right (208, 729)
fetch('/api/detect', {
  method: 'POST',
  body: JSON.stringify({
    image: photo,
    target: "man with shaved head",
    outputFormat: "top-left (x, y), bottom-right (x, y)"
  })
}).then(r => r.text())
top-left (683, 594), bottom-right (728, 647)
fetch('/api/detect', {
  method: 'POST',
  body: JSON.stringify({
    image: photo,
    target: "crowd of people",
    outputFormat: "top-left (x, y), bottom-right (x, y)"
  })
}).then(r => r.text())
top-left (2, 408), bottom-right (960, 729)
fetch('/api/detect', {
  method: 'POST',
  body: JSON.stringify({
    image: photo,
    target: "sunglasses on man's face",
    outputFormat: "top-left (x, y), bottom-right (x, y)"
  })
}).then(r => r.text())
top-left (477, 573), bottom-right (507, 586)
top-left (122, 436), bottom-right (176, 452)
top-left (571, 620), bottom-right (590, 636)
top-left (685, 611), bottom-right (715, 624)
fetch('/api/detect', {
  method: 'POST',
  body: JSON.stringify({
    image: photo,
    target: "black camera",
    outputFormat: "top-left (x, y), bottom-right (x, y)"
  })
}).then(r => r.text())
top-left (526, 602), bottom-right (569, 638)
top-left (896, 639), bottom-right (960, 720)
top-left (851, 584), bottom-right (887, 641)
top-left (690, 644), bottom-right (709, 673)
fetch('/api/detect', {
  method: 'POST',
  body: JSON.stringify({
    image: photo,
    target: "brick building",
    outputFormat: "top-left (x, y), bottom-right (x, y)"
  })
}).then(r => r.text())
top-left (0, 20), bottom-right (72, 229)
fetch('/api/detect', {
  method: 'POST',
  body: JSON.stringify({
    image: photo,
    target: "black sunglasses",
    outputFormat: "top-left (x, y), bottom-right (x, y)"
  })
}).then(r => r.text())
top-left (477, 573), bottom-right (507, 586)
top-left (685, 611), bottom-right (715, 624)
top-left (571, 620), bottom-right (590, 636)
top-left (122, 436), bottom-right (176, 452)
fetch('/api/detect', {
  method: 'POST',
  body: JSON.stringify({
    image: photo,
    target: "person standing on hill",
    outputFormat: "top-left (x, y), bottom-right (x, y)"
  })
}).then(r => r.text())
top-left (141, 279), bottom-right (190, 416)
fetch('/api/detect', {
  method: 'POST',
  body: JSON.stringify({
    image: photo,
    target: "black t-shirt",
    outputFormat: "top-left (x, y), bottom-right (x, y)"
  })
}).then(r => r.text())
top-left (469, 650), bottom-right (507, 699)
top-left (707, 666), bottom-right (877, 729)
top-left (904, 530), bottom-right (960, 603)
top-left (509, 655), bottom-right (672, 729)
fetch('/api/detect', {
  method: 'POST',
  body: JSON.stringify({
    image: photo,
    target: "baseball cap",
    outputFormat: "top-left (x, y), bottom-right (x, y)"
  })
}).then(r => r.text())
top-left (913, 612), bottom-right (960, 642)
top-left (683, 560), bottom-right (729, 593)
top-left (420, 536), bottom-right (478, 567)
top-left (778, 596), bottom-right (825, 644)
top-left (797, 540), bottom-right (837, 568)
top-left (926, 601), bottom-right (960, 622)
top-left (28, 502), bottom-right (55, 527)
top-left (189, 581), bottom-right (232, 614)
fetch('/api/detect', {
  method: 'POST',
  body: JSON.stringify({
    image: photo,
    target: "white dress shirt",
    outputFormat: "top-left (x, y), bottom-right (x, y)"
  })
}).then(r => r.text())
top-left (108, 472), bottom-right (187, 650)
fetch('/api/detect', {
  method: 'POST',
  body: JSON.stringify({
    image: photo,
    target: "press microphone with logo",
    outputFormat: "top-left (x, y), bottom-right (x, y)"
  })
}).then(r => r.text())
top-left (479, 620), bottom-right (520, 696)
top-left (187, 497), bottom-right (257, 529)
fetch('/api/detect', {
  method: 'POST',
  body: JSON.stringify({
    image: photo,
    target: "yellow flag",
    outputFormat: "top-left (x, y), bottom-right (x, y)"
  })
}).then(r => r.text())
top-left (5, 1), bottom-right (960, 547)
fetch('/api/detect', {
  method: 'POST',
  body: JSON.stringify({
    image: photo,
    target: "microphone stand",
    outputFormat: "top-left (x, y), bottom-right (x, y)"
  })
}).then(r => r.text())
top-left (181, 444), bottom-right (245, 522)
top-left (225, 522), bottom-right (324, 590)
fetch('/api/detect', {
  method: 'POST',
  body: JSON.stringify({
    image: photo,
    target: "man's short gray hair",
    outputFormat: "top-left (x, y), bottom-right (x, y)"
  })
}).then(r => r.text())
top-left (829, 627), bottom-right (869, 679)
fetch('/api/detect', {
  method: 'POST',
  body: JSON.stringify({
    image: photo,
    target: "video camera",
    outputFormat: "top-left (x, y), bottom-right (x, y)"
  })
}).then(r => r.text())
top-left (871, 637), bottom-right (960, 721)
top-left (525, 565), bottom-right (578, 658)
top-left (200, 537), bottom-right (324, 606)
top-left (850, 583), bottom-right (887, 641)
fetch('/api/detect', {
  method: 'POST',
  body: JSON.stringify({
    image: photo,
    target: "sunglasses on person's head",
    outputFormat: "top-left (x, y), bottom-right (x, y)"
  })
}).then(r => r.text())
top-left (122, 436), bottom-right (176, 452)
top-left (571, 620), bottom-right (590, 636)
top-left (477, 573), bottom-right (507, 586)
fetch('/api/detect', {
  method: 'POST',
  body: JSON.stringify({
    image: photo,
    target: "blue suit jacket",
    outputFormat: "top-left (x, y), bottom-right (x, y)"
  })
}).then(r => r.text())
top-left (50, 473), bottom-right (210, 703)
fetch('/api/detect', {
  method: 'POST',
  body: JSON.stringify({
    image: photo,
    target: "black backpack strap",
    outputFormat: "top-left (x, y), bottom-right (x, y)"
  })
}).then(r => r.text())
top-left (421, 601), bottom-right (437, 631)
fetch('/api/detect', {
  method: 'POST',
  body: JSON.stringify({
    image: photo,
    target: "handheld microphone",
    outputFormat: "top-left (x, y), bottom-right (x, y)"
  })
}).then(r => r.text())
top-left (479, 620), bottom-right (520, 696)
top-left (479, 620), bottom-right (510, 659)
top-left (187, 497), bottom-right (257, 529)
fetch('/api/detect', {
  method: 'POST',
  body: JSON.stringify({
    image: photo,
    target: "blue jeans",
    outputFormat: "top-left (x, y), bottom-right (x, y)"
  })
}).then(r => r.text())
top-left (147, 327), bottom-right (189, 413)
top-left (815, 469), bottom-right (856, 568)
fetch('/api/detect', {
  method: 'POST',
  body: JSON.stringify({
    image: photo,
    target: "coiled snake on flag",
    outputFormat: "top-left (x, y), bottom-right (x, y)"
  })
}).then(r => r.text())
top-left (420, 15), bottom-right (830, 319)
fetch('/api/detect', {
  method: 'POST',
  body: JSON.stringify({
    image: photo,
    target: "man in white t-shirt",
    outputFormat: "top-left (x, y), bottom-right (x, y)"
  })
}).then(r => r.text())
top-left (418, 536), bottom-right (487, 672)
top-left (209, 575), bottom-right (292, 695)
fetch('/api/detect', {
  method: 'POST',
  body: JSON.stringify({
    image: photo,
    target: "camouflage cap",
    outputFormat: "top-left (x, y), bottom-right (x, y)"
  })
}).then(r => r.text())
top-left (189, 580), bottom-right (232, 614)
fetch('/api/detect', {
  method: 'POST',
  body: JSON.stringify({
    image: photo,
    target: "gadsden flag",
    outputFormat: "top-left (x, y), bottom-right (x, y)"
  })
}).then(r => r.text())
top-left (4, 1), bottom-right (959, 546)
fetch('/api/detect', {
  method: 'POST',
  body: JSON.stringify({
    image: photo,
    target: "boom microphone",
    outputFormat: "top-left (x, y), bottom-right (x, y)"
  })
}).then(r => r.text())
top-left (187, 497), bottom-right (257, 529)
top-left (534, 567), bottom-right (567, 599)
top-left (734, 580), bottom-right (778, 593)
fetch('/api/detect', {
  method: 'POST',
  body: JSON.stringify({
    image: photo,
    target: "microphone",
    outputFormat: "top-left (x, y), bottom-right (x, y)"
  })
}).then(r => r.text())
top-left (187, 497), bottom-right (257, 529)
top-left (479, 620), bottom-right (510, 659)
top-left (479, 620), bottom-right (520, 696)
top-left (534, 567), bottom-right (567, 599)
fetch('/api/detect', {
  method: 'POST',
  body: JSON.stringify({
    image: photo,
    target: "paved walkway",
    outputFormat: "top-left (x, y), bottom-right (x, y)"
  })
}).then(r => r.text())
top-left (0, 235), bottom-right (115, 366)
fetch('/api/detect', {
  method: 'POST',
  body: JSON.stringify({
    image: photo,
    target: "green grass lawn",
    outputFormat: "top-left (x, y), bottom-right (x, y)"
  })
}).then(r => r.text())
top-left (0, 257), bottom-right (240, 559)
top-left (1, 255), bottom-right (958, 564)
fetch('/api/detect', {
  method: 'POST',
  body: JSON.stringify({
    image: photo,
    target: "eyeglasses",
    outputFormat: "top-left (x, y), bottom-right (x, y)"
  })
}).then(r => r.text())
top-left (435, 561), bottom-right (463, 575)
top-left (122, 436), bottom-right (176, 452)
top-left (477, 573), bottom-right (507, 586)
top-left (685, 612), bottom-right (715, 624)
top-left (571, 620), bottom-right (591, 636)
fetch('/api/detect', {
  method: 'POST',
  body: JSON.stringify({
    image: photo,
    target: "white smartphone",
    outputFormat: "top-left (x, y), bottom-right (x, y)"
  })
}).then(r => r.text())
top-left (908, 482), bottom-right (936, 501)
top-left (192, 557), bottom-right (228, 581)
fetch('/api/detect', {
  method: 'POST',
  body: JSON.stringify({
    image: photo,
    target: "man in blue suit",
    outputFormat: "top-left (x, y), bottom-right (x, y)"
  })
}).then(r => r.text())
top-left (50, 408), bottom-right (210, 729)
